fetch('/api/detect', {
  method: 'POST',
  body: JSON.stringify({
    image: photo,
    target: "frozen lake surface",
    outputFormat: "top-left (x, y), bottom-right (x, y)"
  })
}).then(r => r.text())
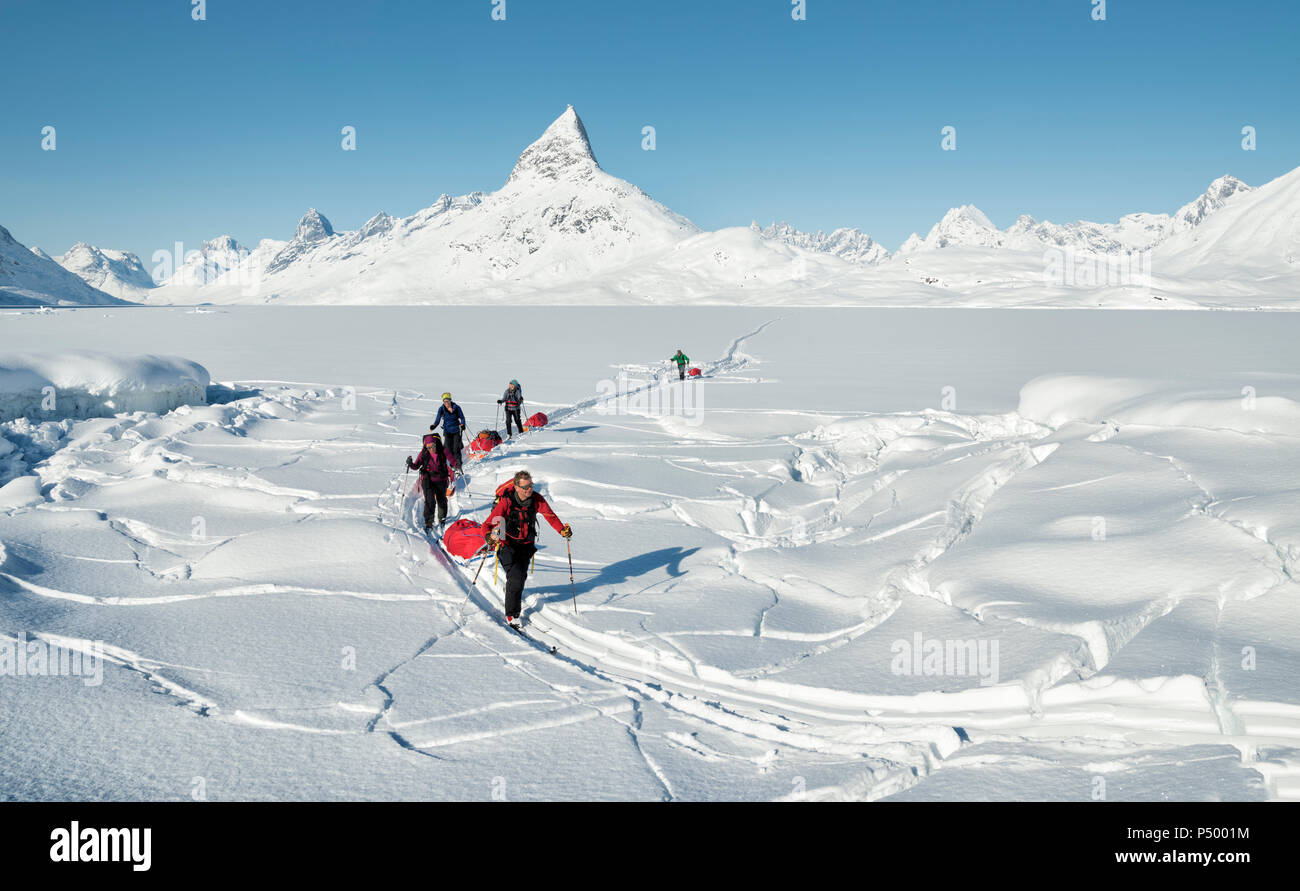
top-left (2, 306), bottom-right (1298, 800)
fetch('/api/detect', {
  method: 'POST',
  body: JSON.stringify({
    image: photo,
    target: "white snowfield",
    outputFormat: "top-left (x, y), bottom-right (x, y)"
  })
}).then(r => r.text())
top-left (0, 351), bottom-right (210, 424)
top-left (24, 106), bottom-right (1300, 308)
top-left (1, 307), bottom-right (1297, 800)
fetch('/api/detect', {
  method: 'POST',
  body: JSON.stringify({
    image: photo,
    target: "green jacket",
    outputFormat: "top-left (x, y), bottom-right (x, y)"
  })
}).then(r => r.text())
top-left (671, 352), bottom-right (689, 366)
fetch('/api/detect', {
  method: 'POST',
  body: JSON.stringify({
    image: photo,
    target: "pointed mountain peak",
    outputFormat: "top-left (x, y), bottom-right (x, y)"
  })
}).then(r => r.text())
top-left (938, 204), bottom-right (996, 229)
top-left (202, 235), bottom-right (243, 253)
top-left (1172, 175), bottom-right (1252, 230)
top-left (923, 204), bottom-right (1003, 249)
top-left (896, 233), bottom-right (925, 254)
top-left (59, 242), bottom-right (101, 262)
top-left (1206, 174), bottom-right (1249, 196)
top-left (265, 209), bottom-right (336, 275)
top-left (359, 211), bottom-right (394, 239)
top-left (508, 105), bottom-right (600, 184)
top-left (294, 208), bottom-right (335, 242)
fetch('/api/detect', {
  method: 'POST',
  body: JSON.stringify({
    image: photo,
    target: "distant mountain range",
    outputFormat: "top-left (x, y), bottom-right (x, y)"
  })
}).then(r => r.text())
top-left (4, 107), bottom-right (1297, 307)
top-left (0, 226), bottom-right (128, 306)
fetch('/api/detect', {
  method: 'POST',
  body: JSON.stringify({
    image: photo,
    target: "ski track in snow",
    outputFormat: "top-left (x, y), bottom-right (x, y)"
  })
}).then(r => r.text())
top-left (373, 321), bottom-right (1300, 799)
top-left (4, 318), bottom-right (1300, 799)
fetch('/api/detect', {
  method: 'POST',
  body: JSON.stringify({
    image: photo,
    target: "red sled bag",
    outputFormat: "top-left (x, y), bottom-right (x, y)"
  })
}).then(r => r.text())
top-left (688, 367), bottom-right (702, 377)
top-left (441, 518), bottom-right (486, 561)
top-left (525, 412), bottom-right (548, 430)
top-left (470, 429), bottom-right (503, 454)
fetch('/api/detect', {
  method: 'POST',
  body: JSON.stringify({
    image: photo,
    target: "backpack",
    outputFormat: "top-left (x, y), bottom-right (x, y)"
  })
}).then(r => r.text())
top-left (525, 412), bottom-right (548, 430)
top-left (470, 429), bottom-right (503, 454)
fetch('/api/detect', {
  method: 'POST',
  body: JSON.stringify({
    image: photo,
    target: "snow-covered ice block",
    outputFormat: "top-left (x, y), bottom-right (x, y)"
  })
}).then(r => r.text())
top-left (0, 351), bottom-right (210, 422)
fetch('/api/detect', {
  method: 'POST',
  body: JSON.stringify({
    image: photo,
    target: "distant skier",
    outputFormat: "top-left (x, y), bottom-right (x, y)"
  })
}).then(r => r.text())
top-left (497, 379), bottom-right (525, 437)
top-left (483, 470), bottom-right (572, 625)
top-left (406, 431), bottom-right (454, 530)
top-left (671, 349), bottom-right (690, 381)
top-left (434, 392), bottom-right (467, 467)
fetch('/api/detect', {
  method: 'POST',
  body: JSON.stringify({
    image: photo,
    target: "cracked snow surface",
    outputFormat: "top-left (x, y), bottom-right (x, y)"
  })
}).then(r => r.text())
top-left (3, 307), bottom-right (1300, 801)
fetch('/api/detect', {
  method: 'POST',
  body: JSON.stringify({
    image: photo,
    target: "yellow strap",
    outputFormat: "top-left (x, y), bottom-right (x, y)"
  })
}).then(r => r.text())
top-left (530, 552), bottom-right (535, 576)
top-left (493, 550), bottom-right (499, 585)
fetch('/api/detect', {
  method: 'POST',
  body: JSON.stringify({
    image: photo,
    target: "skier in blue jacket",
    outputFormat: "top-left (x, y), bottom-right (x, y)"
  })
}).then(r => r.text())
top-left (434, 392), bottom-right (467, 467)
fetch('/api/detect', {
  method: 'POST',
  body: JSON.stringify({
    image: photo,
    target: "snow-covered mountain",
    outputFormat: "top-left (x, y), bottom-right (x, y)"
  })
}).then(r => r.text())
top-left (0, 225), bottom-right (125, 306)
top-left (1154, 165), bottom-right (1300, 292)
top-left (897, 204), bottom-right (1005, 252)
top-left (899, 176), bottom-right (1255, 258)
top-left (178, 236), bottom-right (281, 283)
top-left (753, 221), bottom-right (889, 264)
top-left (265, 209), bottom-right (335, 275)
top-left (1000, 211), bottom-right (1173, 254)
top-left (1170, 174), bottom-right (1252, 232)
top-left (17, 102), bottom-right (1296, 307)
top-left (872, 172), bottom-right (1290, 304)
top-left (155, 106), bottom-right (702, 303)
top-left (53, 242), bottom-right (156, 301)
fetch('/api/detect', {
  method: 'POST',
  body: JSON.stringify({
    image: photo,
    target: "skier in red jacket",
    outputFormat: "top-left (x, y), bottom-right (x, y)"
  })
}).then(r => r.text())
top-left (483, 470), bottom-right (572, 624)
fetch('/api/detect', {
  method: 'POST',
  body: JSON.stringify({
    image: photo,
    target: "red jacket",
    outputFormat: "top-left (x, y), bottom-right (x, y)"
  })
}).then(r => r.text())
top-left (483, 487), bottom-right (564, 543)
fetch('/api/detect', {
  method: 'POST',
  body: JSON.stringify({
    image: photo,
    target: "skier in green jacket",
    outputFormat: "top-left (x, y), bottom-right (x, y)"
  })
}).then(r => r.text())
top-left (671, 349), bottom-right (690, 381)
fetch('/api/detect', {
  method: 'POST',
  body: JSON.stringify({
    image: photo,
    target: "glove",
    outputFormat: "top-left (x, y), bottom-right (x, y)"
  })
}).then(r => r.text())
top-left (405, 456), bottom-right (413, 468)
top-left (497, 399), bottom-right (503, 404)
top-left (560, 524), bottom-right (573, 539)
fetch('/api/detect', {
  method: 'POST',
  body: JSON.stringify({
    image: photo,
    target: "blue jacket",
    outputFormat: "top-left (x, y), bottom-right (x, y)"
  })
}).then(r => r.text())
top-left (434, 402), bottom-right (466, 433)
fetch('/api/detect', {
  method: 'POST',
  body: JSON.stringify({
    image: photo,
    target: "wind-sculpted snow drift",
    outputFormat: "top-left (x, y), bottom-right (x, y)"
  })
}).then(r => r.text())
top-left (0, 351), bottom-right (210, 423)
top-left (1, 310), bottom-right (1298, 800)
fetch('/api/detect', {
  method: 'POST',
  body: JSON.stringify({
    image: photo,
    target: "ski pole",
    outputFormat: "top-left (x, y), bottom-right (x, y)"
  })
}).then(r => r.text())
top-left (494, 549), bottom-right (499, 585)
top-left (472, 546), bottom-right (492, 585)
top-left (566, 539), bottom-right (578, 615)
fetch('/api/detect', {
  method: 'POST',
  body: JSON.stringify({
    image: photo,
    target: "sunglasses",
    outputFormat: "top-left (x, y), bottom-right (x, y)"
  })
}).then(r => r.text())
top-left (515, 483), bottom-right (533, 491)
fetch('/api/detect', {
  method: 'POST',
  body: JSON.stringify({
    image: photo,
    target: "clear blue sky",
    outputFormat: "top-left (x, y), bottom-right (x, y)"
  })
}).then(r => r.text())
top-left (1, 0), bottom-right (1296, 260)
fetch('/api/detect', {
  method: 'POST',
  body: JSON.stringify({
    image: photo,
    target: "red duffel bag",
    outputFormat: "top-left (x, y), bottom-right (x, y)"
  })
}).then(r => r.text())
top-left (470, 429), bottom-right (503, 454)
top-left (688, 367), bottom-right (702, 377)
top-left (526, 412), bottom-right (548, 429)
top-left (442, 518), bottom-right (486, 561)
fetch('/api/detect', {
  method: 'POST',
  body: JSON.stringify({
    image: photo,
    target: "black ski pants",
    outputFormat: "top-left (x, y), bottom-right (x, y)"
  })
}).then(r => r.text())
top-left (504, 407), bottom-right (523, 436)
top-left (497, 539), bottom-right (537, 618)
top-left (444, 430), bottom-right (464, 466)
top-left (420, 475), bottom-right (447, 527)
